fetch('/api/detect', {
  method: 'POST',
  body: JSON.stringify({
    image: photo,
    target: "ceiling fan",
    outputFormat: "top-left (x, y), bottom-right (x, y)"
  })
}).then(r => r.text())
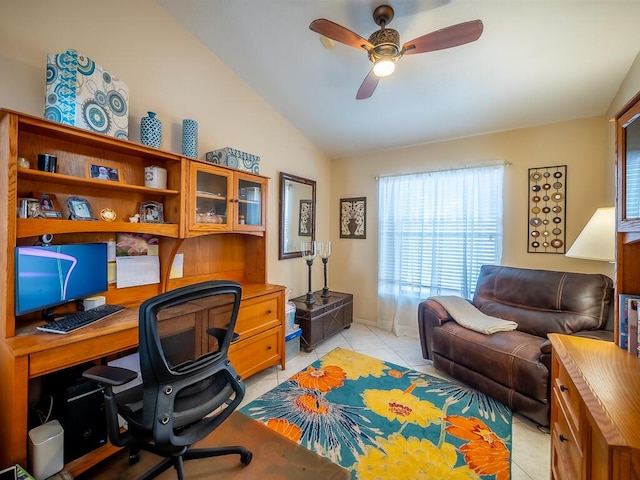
top-left (309, 5), bottom-right (483, 100)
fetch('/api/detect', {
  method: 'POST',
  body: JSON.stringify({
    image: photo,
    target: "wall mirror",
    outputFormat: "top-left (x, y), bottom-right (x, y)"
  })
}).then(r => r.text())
top-left (279, 172), bottom-right (316, 259)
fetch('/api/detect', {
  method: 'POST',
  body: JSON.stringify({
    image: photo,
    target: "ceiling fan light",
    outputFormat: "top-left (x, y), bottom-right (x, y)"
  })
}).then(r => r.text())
top-left (373, 58), bottom-right (395, 77)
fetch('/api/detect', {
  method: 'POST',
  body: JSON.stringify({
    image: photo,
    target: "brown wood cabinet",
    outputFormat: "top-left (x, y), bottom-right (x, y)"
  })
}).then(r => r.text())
top-left (550, 334), bottom-right (640, 480)
top-left (187, 161), bottom-right (266, 235)
top-left (0, 109), bottom-right (284, 476)
top-left (291, 291), bottom-right (353, 352)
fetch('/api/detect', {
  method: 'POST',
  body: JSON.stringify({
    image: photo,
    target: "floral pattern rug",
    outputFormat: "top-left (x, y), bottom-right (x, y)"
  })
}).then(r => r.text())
top-left (240, 348), bottom-right (511, 480)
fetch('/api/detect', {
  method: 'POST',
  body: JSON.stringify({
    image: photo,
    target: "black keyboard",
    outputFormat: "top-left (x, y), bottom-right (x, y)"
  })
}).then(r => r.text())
top-left (37, 304), bottom-right (126, 334)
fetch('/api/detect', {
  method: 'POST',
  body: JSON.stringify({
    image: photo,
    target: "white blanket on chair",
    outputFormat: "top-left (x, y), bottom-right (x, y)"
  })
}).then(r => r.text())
top-left (430, 296), bottom-right (518, 334)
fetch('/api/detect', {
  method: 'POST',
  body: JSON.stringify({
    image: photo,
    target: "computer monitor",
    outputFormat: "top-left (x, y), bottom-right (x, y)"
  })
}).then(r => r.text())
top-left (14, 243), bottom-right (108, 317)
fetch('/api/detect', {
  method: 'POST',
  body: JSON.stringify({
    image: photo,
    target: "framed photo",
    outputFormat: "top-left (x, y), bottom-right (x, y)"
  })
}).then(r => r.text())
top-left (298, 199), bottom-right (312, 237)
top-left (67, 196), bottom-right (96, 221)
top-left (139, 201), bottom-right (164, 223)
top-left (86, 161), bottom-right (121, 182)
top-left (34, 192), bottom-right (62, 218)
top-left (340, 197), bottom-right (366, 239)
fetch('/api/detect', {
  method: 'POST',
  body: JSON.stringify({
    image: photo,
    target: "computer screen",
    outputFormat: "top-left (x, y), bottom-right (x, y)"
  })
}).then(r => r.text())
top-left (15, 243), bottom-right (108, 316)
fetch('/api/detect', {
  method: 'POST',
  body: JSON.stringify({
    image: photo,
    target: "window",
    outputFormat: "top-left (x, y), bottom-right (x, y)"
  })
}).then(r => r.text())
top-left (377, 165), bottom-right (504, 335)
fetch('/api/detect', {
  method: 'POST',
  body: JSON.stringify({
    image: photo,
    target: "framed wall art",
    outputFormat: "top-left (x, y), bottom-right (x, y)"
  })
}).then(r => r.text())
top-left (527, 165), bottom-right (566, 253)
top-left (340, 197), bottom-right (366, 239)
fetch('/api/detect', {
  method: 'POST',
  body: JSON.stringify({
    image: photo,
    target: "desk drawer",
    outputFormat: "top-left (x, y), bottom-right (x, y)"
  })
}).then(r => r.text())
top-left (237, 294), bottom-right (280, 338)
top-left (555, 362), bottom-right (581, 435)
top-left (29, 329), bottom-right (138, 378)
top-left (229, 327), bottom-right (281, 379)
top-left (552, 388), bottom-right (582, 480)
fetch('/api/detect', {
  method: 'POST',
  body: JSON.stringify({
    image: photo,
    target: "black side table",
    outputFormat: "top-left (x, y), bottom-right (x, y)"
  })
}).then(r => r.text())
top-left (291, 291), bottom-right (353, 352)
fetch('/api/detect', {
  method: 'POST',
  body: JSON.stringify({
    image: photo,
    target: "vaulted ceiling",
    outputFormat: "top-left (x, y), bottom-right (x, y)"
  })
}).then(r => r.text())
top-left (158, 0), bottom-right (640, 159)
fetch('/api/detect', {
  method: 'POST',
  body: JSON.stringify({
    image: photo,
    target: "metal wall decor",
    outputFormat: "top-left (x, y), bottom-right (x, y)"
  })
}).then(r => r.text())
top-left (527, 165), bottom-right (566, 253)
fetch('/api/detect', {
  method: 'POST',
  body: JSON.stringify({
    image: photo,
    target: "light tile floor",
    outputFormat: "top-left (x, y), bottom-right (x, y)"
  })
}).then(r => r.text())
top-left (240, 322), bottom-right (550, 480)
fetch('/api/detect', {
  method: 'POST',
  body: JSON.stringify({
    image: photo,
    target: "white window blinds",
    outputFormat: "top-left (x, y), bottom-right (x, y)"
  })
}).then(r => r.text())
top-left (378, 165), bottom-right (504, 303)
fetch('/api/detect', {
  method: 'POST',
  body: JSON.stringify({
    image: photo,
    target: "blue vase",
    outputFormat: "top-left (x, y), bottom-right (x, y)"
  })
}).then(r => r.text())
top-left (141, 111), bottom-right (162, 148)
top-left (182, 119), bottom-right (198, 158)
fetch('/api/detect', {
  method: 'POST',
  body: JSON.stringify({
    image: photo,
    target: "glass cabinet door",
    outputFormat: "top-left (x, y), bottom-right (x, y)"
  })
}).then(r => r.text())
top-left (188, 164), bottom-right (266, 233)
top-left (235, 173), bottom-right (266, 231)
top-left (190, 165), bottom-right (232, 231)
top-left (623, 113), bottom-right (640, 219)
top-left (618, 97), bottom-right (640, 229)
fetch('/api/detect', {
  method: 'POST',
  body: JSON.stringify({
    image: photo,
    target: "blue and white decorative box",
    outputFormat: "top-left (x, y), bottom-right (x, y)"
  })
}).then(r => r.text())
top-left (205, 147), bottom-right (260, 174)
top-left (44, 49), bottom-right (129, 139)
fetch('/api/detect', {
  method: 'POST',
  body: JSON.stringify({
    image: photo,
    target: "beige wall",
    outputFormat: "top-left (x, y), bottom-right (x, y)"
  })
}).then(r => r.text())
top-left (331, 117), bottom-right (615, 324)
top-left (2, 1), bottom-right (639, 328)
top-left (0, 0), bottom-right (329, 298)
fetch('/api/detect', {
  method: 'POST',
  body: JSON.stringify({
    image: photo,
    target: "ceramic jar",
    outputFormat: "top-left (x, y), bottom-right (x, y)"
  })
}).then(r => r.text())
top-left (141, 111), bottom-right (162, 148)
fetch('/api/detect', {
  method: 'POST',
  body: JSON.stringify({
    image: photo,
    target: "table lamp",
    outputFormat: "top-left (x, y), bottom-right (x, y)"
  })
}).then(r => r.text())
top-left (565, 207), bottom-right (615, 262)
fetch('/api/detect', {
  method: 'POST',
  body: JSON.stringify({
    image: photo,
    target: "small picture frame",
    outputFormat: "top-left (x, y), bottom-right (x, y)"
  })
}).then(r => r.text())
top-left (67, 196), bottom-right (96, 221)
top-left (87, 161), bottom-right (121, 182)
top-left (340, 197), bottom-right (367, 239)
top-left (139, 201), bottom-right (164, 223)
top-left (34, 192), bottom-right (62, 218)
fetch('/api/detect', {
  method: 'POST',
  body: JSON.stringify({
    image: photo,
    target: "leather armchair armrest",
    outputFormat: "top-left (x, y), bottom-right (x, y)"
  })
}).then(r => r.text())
top-left (570, 329), bottom-right (614, 342)
top-left (418, 299), bottom-right (454, 360)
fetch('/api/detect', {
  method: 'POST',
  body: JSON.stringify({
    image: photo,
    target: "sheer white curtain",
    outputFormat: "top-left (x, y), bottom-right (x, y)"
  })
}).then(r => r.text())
top-left (377, 165), bottom-right (504, 336)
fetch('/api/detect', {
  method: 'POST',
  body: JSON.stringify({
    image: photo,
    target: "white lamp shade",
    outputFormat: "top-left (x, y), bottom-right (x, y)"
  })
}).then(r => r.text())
top-left (565, 207), bottom-right (615, 262)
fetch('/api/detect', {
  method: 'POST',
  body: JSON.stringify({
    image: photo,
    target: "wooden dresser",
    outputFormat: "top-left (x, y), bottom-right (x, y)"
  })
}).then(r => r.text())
top-left (549, 334), bottom-right (640, 480)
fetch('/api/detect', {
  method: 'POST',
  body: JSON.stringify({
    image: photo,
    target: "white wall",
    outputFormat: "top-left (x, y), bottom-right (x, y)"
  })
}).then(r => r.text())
top-left (0, 0), bottom-right (329, 298)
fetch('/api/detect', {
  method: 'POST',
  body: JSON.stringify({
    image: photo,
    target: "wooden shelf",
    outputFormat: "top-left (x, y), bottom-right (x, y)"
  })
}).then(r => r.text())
top-left (195, 191), bottom-right (226, 201)
top-left (16, 218), bottom-right (179, 238)
top-left (18, 168), bottom-right (180, 196)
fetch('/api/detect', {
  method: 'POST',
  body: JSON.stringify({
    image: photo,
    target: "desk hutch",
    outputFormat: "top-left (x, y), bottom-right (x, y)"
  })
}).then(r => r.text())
top-left (0, 109), bottom-right (285, 475)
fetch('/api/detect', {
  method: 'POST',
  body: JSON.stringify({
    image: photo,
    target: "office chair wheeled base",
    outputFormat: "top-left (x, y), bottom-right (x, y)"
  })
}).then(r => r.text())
top-left (135, 445), bottom-right (252, 480)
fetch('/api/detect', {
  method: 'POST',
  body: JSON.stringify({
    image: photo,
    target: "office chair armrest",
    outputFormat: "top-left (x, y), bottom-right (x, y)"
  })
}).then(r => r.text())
top-left (83, 365), bottom-right (138, 387)
top-left (207, 327), bottom-right (240, 343)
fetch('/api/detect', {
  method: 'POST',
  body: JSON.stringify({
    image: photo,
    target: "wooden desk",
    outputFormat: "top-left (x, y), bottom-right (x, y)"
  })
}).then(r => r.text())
top-left (291, 291), bottom-right (353, 352)
top-left (0, 283), bottom-right (284, 477)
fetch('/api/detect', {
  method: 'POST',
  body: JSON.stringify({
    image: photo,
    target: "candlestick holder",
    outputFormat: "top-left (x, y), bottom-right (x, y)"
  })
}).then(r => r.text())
top-left (319, 241), bottom-right (332, 298)
top-left (301, 241), bottom-right (317, 304)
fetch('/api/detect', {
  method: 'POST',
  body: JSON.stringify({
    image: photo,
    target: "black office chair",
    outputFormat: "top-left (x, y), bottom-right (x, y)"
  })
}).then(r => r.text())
top-left (83, 281), bottom-right (252, 480)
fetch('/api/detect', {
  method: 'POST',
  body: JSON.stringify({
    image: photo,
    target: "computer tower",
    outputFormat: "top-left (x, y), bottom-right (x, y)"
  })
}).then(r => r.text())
top-left (63, 379), bottom-right (107, 462)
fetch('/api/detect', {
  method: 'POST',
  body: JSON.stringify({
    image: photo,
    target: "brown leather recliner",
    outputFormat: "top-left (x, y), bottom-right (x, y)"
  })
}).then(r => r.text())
top-left (418, 265), bottom-right (614, 427)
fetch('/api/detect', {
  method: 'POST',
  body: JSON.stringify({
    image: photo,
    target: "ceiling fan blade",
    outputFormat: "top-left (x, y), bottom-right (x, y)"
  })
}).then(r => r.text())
top-left (310, 19), bottom-right (373, 51)
top-left (402, 20), bottom-right (483, 55)
top-left (356, 70), bottom-right (379, 100)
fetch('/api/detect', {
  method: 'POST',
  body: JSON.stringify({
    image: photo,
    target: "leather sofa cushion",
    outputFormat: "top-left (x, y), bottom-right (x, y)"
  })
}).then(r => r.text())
top-left (432, 321), bottom-right (549, 403)
top-left (473, 265), bottom-right (613, 338)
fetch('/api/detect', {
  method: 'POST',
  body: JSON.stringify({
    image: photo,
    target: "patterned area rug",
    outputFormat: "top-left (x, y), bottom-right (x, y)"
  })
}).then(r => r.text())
top-left (240, 348), bottom-right (512, 480)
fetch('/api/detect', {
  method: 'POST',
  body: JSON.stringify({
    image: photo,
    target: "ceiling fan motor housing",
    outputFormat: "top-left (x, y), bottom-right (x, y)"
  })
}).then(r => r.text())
top-left (368, 28), bottom-right (400, 60)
